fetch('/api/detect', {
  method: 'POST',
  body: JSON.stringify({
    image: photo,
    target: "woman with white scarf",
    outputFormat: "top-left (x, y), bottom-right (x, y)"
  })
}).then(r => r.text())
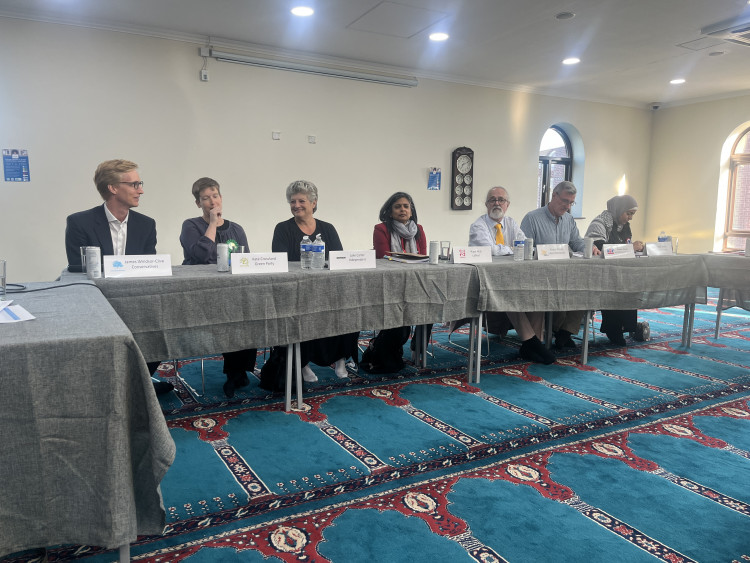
top-left (585, 194), bottom-right (647, 346)
top-left (362, 192), bottom-right (429, 373)
top-left (373, 192), bottom-right (427, 257)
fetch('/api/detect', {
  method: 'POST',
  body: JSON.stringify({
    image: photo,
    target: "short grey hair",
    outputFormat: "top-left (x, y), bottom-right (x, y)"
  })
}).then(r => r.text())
top-left (553, 181), bottom-right (577, 196)
top-left (486, 186), bottom-right (510, 202)
top-left (286, 180), bottom-right (319, 212)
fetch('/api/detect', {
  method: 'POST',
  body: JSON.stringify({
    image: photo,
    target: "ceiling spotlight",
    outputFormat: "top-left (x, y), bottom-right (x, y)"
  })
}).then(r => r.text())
top-left (555, 12), bottom-right (576, 20)
top-left (708, 51), bottom-right (725, 56)
top-left (670, 78), bottom-right (686, 85)
top-left (429, 32), bottom-right (449, 41)
top-left (291, 6), bottom-right (314, 17)
top-left (562, 57), bottom-right (580, 65)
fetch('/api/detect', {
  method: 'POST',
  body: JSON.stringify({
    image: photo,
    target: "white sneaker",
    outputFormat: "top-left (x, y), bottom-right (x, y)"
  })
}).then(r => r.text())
top-left (334, 358), bottom-right (349, 378)
top-left (302, 364), bottom-right (318, 382)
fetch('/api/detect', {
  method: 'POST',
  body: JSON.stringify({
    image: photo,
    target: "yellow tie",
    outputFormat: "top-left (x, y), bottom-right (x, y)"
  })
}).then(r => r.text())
top-left (495, 223), bottom-right (504, 245)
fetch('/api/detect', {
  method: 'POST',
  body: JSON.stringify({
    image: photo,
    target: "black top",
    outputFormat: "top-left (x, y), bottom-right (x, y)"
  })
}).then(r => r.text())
top-left (271, 217), bottom-right (343, 261)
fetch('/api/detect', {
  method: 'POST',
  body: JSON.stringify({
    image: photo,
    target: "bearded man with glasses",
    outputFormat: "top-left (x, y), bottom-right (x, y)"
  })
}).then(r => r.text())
top-left (65, 159), bottom-right (173, 394)
top-left (467, 186), bottom-right (554, 364)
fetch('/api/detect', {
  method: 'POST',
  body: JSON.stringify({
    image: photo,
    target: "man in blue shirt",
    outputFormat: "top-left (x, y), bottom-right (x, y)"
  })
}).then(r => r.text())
top-left (520, 181), bottom-right (600, 349)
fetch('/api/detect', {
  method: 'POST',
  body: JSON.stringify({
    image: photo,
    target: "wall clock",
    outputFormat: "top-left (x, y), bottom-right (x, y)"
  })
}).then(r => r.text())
top-left (450, 147), bottom-right (474, 210)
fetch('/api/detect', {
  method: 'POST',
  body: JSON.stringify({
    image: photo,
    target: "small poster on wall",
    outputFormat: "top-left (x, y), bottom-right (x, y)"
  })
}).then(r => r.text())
top-left (428, 167), bottom-right (441, 190)
top-left (3, 149), bottom-right (30, 182)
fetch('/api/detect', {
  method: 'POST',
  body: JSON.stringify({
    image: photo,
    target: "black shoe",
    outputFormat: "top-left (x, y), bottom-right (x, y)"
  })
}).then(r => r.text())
top-left (633, 321), bottom-right (650, 342)
top-left (605, 331), bottom-right (627, 346)
top-left (223, 378), bottom-right (236, 398)
top-left (554, 330), bottom-right (576, 349)
top-left (153, 380), bottom-right (174, 395)
top-left (235, 372), bottom-right (250, 388)
top-left (520, 337), bottom-right (556, 365)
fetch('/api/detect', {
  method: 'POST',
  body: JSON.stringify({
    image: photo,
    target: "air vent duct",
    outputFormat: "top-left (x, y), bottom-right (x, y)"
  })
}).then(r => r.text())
top-left (701, 15), bottom-right (750, 47)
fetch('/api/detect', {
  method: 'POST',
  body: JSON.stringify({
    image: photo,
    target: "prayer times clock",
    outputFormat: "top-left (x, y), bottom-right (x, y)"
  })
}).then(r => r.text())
top-left (450, 146), bottom-right (474, 210)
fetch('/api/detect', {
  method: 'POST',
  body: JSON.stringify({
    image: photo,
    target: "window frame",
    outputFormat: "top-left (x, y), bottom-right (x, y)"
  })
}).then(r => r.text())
top-left (723, 127), bottom-right (750, 251)
top-left (538, 126), bottom-right (573, 207)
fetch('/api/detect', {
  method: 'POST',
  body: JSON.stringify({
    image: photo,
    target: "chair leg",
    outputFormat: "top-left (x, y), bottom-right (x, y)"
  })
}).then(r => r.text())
top-left (544, 312), bottom-right (554, 349)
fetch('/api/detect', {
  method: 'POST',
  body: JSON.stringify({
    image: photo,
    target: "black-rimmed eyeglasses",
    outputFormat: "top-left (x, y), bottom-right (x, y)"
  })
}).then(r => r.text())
top-left (119, 181), bottom-right (144, 189)
top-left (486, 197), bottom-right (509, 205)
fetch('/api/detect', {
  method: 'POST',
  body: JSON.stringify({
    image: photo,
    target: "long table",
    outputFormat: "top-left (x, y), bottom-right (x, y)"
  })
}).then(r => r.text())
top-left (93, 260), bottom-right (481, 363)
top-left (701, 253), bottom-right (750, 336)
top-left (0, 282), bottom-right (175, 559)
top-left (469, 254), bottom-right (710, 377)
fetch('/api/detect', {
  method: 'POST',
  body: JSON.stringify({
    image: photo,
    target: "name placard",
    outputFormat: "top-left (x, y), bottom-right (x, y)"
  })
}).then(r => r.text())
top-left (103, 254), bottom-right (172, 278)
top-left (328, 250), bottom-right (376, 270)
top-left (645, 241), bottom-right (673, 256)
top-left (451, 246), bottom-right (492, 264)
top-left (536, 244), bottom-right (570, 261)
top-left (231, 252), bottom-right (288, 274)
top-left (602, 244), bottom-right (636, 259)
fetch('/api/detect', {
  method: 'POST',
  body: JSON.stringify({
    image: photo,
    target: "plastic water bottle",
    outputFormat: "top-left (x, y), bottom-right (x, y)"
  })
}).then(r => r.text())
top-left (513, 236), bottom-right (525, 261)
top-left (658, 231), bottom-right (667, 242)
top-left (311, 234), bottom-right (326, 269)
top-left (300, 235), bottom-right (312, 269)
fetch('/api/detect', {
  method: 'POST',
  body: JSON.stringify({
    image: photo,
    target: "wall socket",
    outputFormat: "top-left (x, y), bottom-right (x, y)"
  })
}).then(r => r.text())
top-left (200, 69), bottom-right (209, 82)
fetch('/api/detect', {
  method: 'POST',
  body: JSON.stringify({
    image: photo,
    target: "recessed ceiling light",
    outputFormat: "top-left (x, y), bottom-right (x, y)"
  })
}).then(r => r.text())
top-left (555, 12), bottom-right (576, 20)
top-left (562, 57), bottom-right (580, 65)
top-left (291, 6), bottom-right (314, 17)
top-left (670, 78), bottom-right (686, 85)
top-left (429, 32), bottom-right (449, 41)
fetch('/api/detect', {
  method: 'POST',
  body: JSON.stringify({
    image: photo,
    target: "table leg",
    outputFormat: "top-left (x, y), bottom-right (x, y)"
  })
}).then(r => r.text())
top-left (686, 303), bottom-right (695, 348)
top-left (294, 342), bottom-right (303, 409)
top-left (119, 544), bottom-right (130, 562)
top-left (467, 317), bottom-right (477, 383)
top-left (714, 288), bottom-right (725, 338)
top-left (475, 312), bottom-right (483, 383)
top-left (581, 310), bottom-right (591, 365)
top-left (285, 346), bottom-right (293, 412)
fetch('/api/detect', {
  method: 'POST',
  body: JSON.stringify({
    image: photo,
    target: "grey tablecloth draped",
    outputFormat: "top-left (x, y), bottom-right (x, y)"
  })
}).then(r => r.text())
top-left (474, 254), bottom-right (709, 312)
top-left (0, 282), bottom-right (175, 556)
top-left (701, 253), bottom-right (750, 312)
top-left (93, 261), bottom-right (480, 363)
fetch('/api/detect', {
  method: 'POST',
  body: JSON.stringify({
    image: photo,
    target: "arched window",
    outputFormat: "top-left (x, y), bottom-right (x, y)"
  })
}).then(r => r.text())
top-left (537, 126), bottom-right (572, 207)
top-left (724, 127), bottom-right (750, 251)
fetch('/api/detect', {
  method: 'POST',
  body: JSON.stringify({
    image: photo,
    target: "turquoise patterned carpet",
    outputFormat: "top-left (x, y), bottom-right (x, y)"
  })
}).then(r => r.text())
top-left (5, 291), bottom-right (750, 562)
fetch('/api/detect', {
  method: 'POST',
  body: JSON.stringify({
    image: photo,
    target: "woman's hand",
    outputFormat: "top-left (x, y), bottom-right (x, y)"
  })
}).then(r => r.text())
top-left (633, 240), bottom-right (644, 252)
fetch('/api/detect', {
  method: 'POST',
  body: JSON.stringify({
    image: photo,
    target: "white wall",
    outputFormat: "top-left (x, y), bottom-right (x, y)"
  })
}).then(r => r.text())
top-left (646, 94), bottom-right (750, 254)
top-left (1, 18), bottom-right (655, 282)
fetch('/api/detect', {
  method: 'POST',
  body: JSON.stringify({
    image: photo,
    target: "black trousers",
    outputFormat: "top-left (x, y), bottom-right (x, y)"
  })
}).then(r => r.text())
top-left (600, 310), bottom-right (637, 334)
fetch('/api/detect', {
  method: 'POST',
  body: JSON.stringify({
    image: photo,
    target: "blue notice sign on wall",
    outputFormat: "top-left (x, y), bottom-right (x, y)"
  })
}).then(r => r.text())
top-left (3, 149), bottom-right (30, 182)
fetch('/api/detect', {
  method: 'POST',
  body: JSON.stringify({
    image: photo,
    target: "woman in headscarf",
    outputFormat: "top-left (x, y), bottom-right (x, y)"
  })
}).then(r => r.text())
top-left (585, 194), bottom-right (646, 346)
top-left (362, 192), bottom-right (430, 372)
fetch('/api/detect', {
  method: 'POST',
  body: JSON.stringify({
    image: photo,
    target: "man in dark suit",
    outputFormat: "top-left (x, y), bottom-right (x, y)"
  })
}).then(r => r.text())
top-left (65, 159), bottom-right (172, 394)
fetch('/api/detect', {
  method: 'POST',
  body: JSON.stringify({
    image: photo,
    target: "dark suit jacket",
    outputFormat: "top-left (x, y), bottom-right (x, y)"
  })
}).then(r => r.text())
top-left (65, 204), bottom-right (157, 271)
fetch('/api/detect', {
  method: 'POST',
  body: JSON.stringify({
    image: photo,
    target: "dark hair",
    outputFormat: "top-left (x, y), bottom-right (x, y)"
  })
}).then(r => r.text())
top-left (192, 177), bottom-right (220, 201)
top-left (378, 192), bottom-right (418, 233)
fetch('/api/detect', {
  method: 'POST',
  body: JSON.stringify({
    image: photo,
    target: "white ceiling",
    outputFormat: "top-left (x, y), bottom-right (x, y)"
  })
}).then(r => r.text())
top-left (2, 0), bottom-right (750, 107)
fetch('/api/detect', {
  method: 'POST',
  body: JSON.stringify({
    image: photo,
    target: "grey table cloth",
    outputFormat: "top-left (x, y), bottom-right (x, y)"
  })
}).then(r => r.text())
top-left (474, 254), bottom-right (709, 313)
top-left (701, 253), bottom-right (750, 311)
top-left (93, 261), bottom-right (480, 363)
top-left (0, 282), bottom-right (175, 557)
